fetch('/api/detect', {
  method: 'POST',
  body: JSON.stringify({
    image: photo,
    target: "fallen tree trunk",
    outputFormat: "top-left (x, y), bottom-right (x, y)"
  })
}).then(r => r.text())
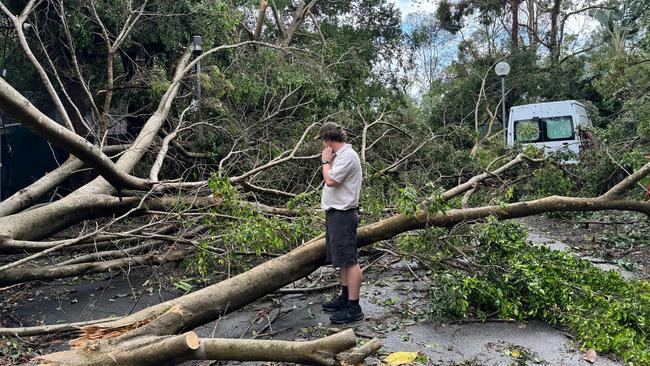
top-left (39, 329), bottom-right (360, 366)
top-left (0, 248), bottom-right (192, 286)
top-left (0, 145), bottom-right (129, 218)
top-left (31, 182), bottom-right (648, 351)
top-left (0, 224), bottom-right (176, 254)
top-left (0, 48), bottom-right (192, 241)
top-left (0, 78), bottom-right (150, 191)
top-left (9, 162), bottom-right (649, 334)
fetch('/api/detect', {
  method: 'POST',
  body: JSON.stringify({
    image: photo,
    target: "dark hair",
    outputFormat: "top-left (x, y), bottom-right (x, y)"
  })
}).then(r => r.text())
top-left (318, 122), bottom-right (347, 142)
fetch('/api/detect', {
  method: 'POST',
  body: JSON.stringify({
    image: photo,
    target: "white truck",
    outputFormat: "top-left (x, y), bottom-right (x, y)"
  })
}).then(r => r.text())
top-left (506, 100), bottom-right (593, 158)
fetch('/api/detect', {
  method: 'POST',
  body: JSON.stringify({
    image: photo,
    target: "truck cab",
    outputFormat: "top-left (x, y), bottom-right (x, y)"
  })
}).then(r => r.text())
top-left (507, 100), bottom-right (592, 159)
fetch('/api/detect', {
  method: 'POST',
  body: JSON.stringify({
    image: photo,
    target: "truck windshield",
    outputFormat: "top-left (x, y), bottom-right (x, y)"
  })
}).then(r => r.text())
top-left (514, 116), bottom-right (574, 143)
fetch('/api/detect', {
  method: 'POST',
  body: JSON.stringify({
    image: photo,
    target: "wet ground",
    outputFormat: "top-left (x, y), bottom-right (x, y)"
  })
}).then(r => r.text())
top-left (518, 212), bottom-right (649, 280)
top-left (2, 214), bottom-right (644, 365)
top-left (188, 262), bottom-right (622, 366)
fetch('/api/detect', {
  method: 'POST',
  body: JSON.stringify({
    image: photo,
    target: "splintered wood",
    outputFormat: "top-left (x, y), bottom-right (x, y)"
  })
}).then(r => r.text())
top-left (69, 319), bottom-right (152, 347)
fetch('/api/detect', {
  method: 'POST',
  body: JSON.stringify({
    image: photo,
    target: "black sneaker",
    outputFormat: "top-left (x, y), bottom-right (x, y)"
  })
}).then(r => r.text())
top-left (322, 296), bottom-right (348, 312)
top-left (329, 304), bottom-right (364, 324)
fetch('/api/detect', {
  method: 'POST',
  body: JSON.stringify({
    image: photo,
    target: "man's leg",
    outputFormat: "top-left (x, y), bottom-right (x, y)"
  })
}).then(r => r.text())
top-left (338, 266), bottom-right (349, 304)
top-left (345, 263), bottom-right (362, 300)
top-left (329, 263), bottom-right (363, 323)
top-left (322, 266), bottom-right (349, 312)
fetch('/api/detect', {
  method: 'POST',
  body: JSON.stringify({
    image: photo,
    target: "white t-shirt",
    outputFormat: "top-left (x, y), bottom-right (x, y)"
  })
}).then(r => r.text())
top-left (321, 144), bottom-right (362, 211)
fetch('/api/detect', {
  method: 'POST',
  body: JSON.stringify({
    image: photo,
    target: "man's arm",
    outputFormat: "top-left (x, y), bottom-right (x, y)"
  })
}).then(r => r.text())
top-left (322, 146), bottom-right (338, 187)
top-left (322, 162), bottom-right (338, 187)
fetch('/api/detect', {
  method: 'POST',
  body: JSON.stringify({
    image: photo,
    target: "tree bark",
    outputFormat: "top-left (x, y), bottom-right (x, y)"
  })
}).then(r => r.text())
top-left (0, 48), bottom-right (192, 241)
top-left (253, 0), bottom-right (268, 41)
top-left (549, 0), bottom-right (561, 65)
top-left (0, 78), bottom-right (150, 191)
top-left (281, 0), bottom-right (319, 47)
top-left (511, 0), bottom-right (520, 49)
top-left (39, 329), bottom-right (360, 366)
top-left (0, 248), bottom-right (192, 286)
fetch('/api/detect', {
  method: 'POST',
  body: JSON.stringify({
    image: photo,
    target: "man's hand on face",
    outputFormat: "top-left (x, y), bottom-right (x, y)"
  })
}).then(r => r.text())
top-left (322, 146), bottom-right (334, 162)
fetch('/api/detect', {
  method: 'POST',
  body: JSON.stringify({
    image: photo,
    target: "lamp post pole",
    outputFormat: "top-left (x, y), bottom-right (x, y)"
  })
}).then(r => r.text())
top-left (495, 61), bottom-right (510, 142)
top-left (501, 76), bottom-right (506, 139)
top-left (193, 35), bottom-right (202, 106)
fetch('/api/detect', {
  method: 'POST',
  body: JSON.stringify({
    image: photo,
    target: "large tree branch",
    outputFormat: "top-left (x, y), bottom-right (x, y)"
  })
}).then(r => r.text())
top-left (73, 47), bottom-right (193, 196)
top-left (599, 161), bottom-right (650, 199)
top-left (229, 122), bottom-right (318, 183)
top-left (0, 145), bottom-right (128, 217)
top-left (0, 78), bottom-right (151, 190)
top-left (149, 103), bottom-right (195, 181)
top-left (432, 153), bottom-right (536, 204)
top-left (0, 247), bottom-right (193, 286)
top-left (0, 156), bottom-right (82, 217)
top-left (377, 134), bottom-right (437, 175)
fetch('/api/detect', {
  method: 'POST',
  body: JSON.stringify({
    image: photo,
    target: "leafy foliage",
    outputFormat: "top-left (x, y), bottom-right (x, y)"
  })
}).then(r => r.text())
top-left (195, 176), bottom-right (321, 276)
top-left (425, 219), bottom-right (650, 364)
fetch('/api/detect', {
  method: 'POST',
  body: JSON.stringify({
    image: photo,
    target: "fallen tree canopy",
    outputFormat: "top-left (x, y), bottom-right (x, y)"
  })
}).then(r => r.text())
top-left (0, 1), bottom-right (649, 365)
top-left (1, 155), bottom-right (647, 364)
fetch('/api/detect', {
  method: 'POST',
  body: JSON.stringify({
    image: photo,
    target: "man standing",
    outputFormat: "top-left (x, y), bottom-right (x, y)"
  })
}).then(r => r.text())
top-left (318, 122), bottom-right (363, 324)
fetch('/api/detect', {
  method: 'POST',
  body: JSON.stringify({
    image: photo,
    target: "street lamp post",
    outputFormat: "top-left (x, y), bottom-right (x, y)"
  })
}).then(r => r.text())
top-left (192, 35), bottom-right (202, 105)
top-left (495, 61), bottom-right (510, 141)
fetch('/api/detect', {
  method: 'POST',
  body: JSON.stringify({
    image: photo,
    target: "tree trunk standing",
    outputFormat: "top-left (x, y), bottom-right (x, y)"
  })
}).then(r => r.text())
top-left (549, 0), bottom-right (562, 65)
top-left (526, 0), bottom-right (539, 54)
top-left (511, 0), bottom-right (520, 49)
top-left (253, 0), bottom-right (268, 41)
top-left (281, 0), bottom-right (319, 47)
top-left (98, 51), bottom-right (115, 141)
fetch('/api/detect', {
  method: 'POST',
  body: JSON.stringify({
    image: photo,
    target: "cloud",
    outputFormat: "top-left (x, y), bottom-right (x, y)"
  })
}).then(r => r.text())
top-left (391, 0), bottom-right (439, 19)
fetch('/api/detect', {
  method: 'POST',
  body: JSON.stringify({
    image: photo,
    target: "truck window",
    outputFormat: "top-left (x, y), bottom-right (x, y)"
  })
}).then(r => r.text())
top-left (545, 116), bottom-right (574, 140)
top-left (514, 120), bottom-right (541, 142)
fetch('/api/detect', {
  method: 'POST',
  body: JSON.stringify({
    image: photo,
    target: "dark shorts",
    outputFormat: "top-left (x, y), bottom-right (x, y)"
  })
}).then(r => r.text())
top-left (325, 208), bottom-right (359, 268)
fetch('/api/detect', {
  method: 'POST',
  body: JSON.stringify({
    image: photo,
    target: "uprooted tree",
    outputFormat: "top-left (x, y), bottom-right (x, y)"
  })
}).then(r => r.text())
top-left (0, 0), bottom-right (649, 365)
